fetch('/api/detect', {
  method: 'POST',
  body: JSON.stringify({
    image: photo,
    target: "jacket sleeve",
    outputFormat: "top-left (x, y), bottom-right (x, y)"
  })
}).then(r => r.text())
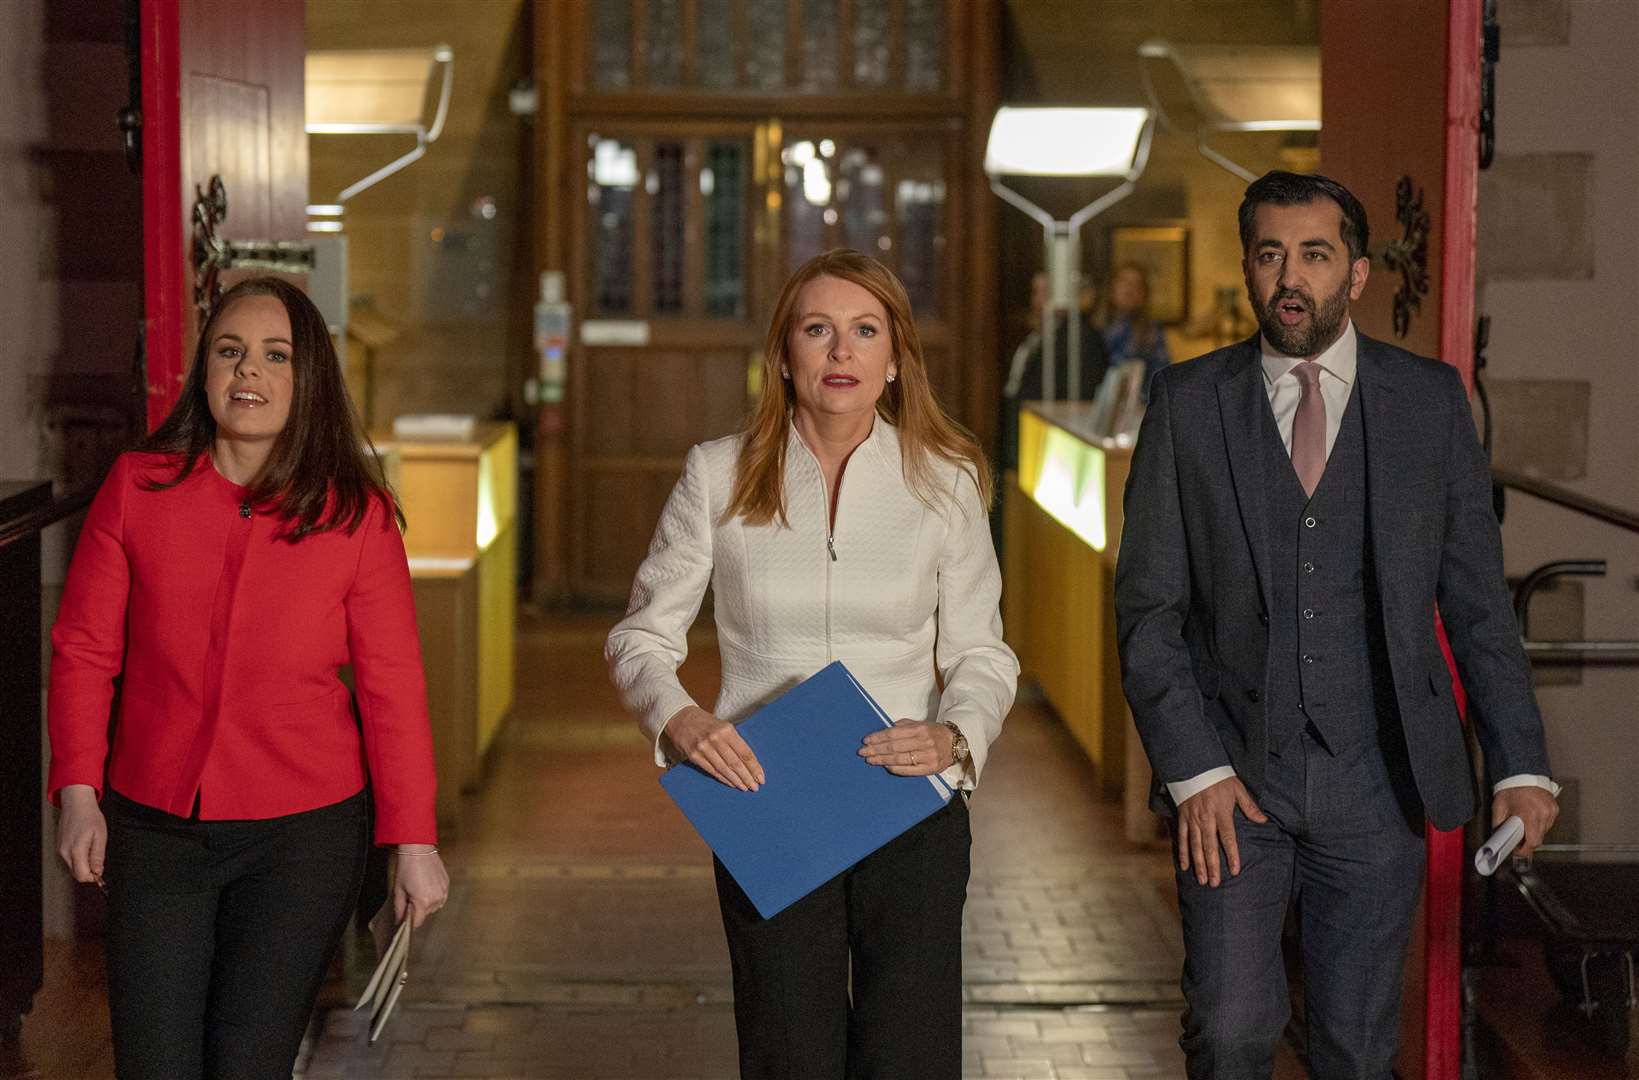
top-left (1433, 364), bottom-right (1551, 780)
top-left (605, 444), bottom-right (715, 766)
top-left (933, 469), bottom-right (1020, 788)
top-left (47, 455), bottom-right (134, 802)
top-left (1113, 372), bottom-right (1234, 784)
top-left (345, 496), bottom-right (438, 845)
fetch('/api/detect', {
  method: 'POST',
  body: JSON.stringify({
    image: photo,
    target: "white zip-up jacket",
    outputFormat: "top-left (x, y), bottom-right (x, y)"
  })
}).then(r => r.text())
top-left (606, 420), bottom-right (1019, 790)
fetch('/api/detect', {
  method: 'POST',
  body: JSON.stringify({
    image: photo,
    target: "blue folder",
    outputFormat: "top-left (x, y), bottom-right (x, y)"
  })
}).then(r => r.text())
top-left (660, 661), bottom-right (953, 919)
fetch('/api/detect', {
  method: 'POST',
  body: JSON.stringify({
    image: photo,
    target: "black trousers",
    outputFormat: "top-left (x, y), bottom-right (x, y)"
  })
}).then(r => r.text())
top-left (102, 788), bottom-right (370, 1080)
top-left (715, 792), bottom-right (971, 1080)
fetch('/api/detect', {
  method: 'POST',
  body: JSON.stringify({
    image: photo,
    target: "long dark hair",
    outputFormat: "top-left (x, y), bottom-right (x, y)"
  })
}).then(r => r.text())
top-left (142, 277), bottom-right (402, 540)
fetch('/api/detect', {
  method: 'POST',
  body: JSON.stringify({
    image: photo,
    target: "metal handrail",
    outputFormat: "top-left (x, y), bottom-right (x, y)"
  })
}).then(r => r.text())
top-left (0, 486), bottom-right (95, 553)
top-left (1495, 473), bottom-right (1639, 666)
top-left (1513, 559), bottom-right (1604, 632)
top-left (1494, 467), bottom-right (1639, 534)
top-left (1524, 641), bottom-right (1639, 663)
top-left (1512, 559), bottom-right (1639, 665)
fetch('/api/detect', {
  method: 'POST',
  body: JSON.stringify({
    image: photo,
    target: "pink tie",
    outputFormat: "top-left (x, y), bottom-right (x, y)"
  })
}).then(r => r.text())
top-left (1291, 362), bottom-right (1327, 497)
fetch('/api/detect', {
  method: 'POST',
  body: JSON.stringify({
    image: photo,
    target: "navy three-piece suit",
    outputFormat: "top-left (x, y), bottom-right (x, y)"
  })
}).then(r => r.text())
top-left (1115, 331), bottom-right (1550, 1077)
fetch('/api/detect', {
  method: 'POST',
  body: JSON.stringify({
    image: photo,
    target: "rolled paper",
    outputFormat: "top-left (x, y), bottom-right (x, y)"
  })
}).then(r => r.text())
top-left (1474, 815), bottom-right (1526, 876)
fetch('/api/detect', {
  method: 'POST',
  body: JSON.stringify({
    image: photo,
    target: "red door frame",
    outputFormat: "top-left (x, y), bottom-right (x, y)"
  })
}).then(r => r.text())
top-left (140, 0), bottom-right (186, 433)
top-left (1427, 3), bottom-right (1484, 1077)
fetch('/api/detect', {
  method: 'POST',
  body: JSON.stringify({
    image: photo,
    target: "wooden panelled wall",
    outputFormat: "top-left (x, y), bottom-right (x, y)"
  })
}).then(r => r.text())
top-left (533, 0), bottom-right (1001, 602)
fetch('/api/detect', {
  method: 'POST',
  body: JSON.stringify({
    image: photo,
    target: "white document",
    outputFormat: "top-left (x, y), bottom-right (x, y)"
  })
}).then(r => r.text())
top-left (1474, 815), bottom-right (1525, 876)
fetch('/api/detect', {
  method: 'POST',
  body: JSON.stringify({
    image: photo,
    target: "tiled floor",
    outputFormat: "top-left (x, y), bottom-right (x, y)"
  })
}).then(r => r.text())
top-left (291, 610), bottom-right (1206, 1079)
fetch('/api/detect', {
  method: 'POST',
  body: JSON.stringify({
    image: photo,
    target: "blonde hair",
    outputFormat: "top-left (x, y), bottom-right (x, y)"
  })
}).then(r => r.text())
top-left (724, 250), bottom-right (992, 526)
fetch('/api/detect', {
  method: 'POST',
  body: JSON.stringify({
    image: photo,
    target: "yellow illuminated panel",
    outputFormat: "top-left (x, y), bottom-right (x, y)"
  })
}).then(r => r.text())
top-left (1027, 424), bottom-right (1108, 551)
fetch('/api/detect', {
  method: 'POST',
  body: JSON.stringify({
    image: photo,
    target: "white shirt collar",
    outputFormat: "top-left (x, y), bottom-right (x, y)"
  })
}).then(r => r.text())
top-left (1259, 319), bottom-right (1358, 388)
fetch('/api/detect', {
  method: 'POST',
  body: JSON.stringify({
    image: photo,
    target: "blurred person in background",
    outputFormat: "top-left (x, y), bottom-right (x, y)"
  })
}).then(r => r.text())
top-left (1101, 262), bottom-right (1173, 397)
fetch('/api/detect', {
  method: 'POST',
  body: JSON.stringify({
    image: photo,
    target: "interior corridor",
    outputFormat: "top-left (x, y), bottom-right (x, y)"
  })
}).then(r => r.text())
top-left (290, 607), bottom-right (1223, 1080)
top-left (8, 611), bottom-right (1623, 1080)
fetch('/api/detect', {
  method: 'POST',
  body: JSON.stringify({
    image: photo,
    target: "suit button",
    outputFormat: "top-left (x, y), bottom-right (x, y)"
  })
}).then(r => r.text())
top-left (1258, 612), bottom-right (1269, 626)
top-left (1304, 516), bottom-right (1318, 528)
top-left (1303, 561), bottom-right (1316, 574)
top-left (1302, 653), bottom-right (1315, 664)
top-left (1247, 689), bottom-right (1261, 702)
top-left (1303, 608), bottom-right (1315, 620)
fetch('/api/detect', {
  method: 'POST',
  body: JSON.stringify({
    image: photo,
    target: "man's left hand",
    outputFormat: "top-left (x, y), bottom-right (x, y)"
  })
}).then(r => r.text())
top-left (1493, 786), bottom-right (1559, 858)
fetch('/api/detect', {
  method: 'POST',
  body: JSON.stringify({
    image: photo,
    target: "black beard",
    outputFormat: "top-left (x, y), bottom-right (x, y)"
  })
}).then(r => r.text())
top-left (1252, 277), bottom-right (1353, 358)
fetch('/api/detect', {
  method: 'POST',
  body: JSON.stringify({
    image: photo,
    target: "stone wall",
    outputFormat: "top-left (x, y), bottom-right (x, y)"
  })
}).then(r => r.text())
top-left (1478, 0), bottom-right (1639, 846)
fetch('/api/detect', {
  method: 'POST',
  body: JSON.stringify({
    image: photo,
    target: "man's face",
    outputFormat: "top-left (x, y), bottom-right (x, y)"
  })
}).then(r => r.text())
top-left (1243, 199), bottom-right (1370, 359)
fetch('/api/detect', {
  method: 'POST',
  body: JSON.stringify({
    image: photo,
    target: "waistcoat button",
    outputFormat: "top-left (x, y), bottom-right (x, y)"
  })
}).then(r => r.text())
top-left (1304, 515), bottom-right (1317, 528)
top-left (1303, 561), bottom-right (1315, 574)
top-left (1303, 608), bottom-right (1315, 620)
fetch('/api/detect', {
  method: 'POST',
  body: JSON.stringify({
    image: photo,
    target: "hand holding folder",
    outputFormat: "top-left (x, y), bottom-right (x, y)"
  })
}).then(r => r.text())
top-left (661, 661), bottom-right (953, 919)
top-left (354, 916), bottom-right (412, 1043)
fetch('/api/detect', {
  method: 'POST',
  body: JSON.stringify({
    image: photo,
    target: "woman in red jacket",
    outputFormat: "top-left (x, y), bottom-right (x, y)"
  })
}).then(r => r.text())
top-left (49, 277), bottom-right (447, 1078)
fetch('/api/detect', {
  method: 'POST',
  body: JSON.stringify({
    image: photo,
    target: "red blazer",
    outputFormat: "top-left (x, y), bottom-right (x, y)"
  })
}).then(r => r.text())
top-left (48, 452), bottom-right (437, 845)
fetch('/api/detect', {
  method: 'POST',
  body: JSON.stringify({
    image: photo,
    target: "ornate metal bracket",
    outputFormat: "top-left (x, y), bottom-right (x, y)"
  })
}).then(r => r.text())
top-left (1383, 176), bottom-right (1430, 339)
top-left (191, 175), bottom-right (317, 320)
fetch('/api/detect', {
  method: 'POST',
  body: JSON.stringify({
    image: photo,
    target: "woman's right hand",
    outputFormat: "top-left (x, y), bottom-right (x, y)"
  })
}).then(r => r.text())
top-left (56, 784), bottom-right (107, 886)
top-left (664, 706), bottom-right (765, 791)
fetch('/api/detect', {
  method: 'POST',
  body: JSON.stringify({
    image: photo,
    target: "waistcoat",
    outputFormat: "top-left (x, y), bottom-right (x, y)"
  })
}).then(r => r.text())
top-left (1261, 383), bottom-right (1397, 753)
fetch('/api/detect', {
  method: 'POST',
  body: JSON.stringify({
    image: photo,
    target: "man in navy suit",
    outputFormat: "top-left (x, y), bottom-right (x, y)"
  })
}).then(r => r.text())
top-left (1114, 171), bottom-right (1559, 1078)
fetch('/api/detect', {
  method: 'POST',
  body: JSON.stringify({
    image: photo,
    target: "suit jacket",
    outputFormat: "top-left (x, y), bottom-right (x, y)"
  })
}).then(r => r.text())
top-left (47, 451), bottom-right (438, 844)
top-left (1113, 334), bottom-right (1548, 830)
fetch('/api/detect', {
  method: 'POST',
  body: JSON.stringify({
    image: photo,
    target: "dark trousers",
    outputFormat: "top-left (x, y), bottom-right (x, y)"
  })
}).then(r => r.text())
top-left (1174, 724), bottom-right (1426, 1080)
top-left (103, 788), bottom-right (370, 1080)
top-left (715, 793), bottom-right (971, 1080)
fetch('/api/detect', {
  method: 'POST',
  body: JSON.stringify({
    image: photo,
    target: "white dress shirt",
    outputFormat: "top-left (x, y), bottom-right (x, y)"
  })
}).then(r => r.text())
top-left (1166, 322), bottom-right (1557, 807)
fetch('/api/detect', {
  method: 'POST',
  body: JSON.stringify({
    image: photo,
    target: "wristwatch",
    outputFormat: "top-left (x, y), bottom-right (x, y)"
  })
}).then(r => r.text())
top-left (940, 720), bottom-right (970, 770)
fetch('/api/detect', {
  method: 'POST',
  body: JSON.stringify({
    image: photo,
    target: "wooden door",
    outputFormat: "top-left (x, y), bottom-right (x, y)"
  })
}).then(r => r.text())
top-left (568, 118), bottom-right (967, 599)
top-left (544, 0), bottom-right (999, 602)
top-left (1319, 2), bottom-right (1482, 1077)
top-left (141, 0), bottom-right (307, 429)
top-left (570, 121), bottom-right (762, 598)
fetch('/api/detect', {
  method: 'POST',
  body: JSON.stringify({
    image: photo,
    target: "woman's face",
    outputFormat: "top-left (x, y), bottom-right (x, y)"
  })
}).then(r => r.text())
top-left (784, 275), bottom-right (897, 422)
top-left (204, 294), bottom-right (296, 444)
top-left (1112, 268), bottom-right (1148, 315)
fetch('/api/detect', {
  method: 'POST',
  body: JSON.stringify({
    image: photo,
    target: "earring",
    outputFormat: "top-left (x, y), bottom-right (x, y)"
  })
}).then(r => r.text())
top-left (886, 372), bottom-right (897, 383)
top-left (781, 367), bottom-right (790, 379)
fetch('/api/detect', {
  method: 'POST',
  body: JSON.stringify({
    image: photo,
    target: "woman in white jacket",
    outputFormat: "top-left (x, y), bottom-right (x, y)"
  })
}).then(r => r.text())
top-left (607, 249), bottom-right (1018, 1079)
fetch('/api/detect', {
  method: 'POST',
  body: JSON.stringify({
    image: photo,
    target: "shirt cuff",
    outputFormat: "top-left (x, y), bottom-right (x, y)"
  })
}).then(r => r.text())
top-left (647, 695), bottom-right (699, 768)
top-left (1167, 766), bottom-right (1238, 807)
top-left (1493, 774), bottom-right (1561, 798)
